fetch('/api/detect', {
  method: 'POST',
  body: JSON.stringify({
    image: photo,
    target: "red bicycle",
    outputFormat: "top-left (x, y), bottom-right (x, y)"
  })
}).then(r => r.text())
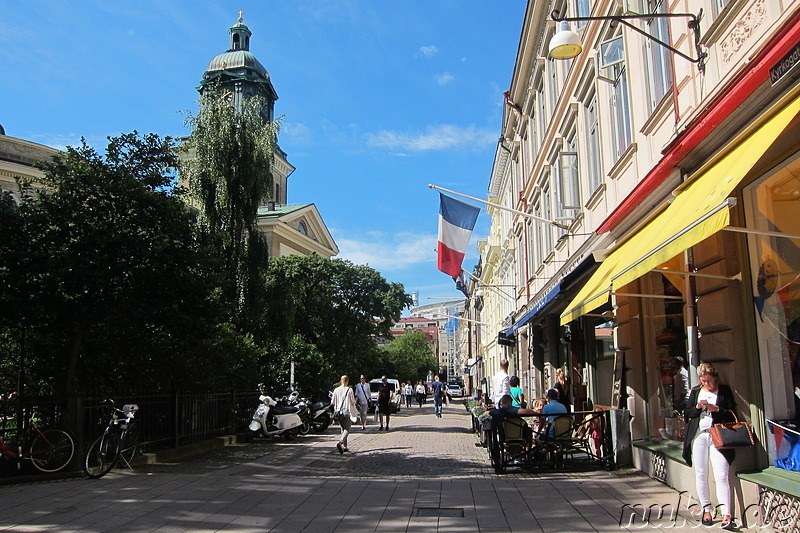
top-left (0, 406), bottom-right (76, 473)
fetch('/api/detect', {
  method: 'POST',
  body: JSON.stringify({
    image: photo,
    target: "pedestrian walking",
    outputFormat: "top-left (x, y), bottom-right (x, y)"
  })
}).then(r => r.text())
top-left (403, 381), bottom-right (413, 408)
top-left (355, 375), bottom-right (371, 430)
top-left (376, 375), bottom-right (393, 430)
top-left (430, 375), bottom-right (446, 418)
top-left (416, 381), bottom-right (426, 407)
top-left (331, 375), bottom-right (357, 453)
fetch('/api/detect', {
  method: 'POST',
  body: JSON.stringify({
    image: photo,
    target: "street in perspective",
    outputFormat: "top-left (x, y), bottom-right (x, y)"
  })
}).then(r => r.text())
top-left (0, 402), bottom-right (726, 533)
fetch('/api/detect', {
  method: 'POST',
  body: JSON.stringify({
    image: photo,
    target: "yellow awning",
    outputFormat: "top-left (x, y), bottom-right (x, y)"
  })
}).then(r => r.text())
top-left (561, 93), bottom-right (800, 325)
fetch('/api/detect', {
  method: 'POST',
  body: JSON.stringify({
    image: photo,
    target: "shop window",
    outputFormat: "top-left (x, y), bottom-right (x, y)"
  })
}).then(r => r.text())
top-left (646, 273), bottom-right (688, 442)
top-left (743, 156), bottom-right (800, 466)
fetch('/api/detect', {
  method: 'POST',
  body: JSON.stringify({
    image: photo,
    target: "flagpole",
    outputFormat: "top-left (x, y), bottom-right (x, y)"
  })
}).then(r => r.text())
top-left (461, 269), bottom-right (516, 302)
top-left (429, 184), bottom-right (570, 230)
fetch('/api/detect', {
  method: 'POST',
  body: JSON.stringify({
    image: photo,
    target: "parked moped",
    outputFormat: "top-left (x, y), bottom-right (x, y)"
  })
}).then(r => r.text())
top-left (247, 387), bottom-right (303, 441)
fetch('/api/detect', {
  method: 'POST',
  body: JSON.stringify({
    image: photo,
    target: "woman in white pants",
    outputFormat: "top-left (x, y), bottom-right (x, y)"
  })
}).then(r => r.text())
top-left (331, 375), bottom-right (357, 454)
top-left (682, 362), bottom-right (737, 530)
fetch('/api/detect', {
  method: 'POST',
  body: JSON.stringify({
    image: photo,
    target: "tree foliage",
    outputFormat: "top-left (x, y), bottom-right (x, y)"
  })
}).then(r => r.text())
top-left (180, 89), bottom-right (279, 326)
top-left (0, 133), bottom-right (244, 393)
top-left (262, 254), bottom-right (412, 393)
top-left (379, 330), bottom-right (438, 384)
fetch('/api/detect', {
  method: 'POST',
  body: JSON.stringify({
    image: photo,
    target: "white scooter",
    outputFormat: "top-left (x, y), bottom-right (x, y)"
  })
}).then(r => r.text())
top-left (247, 387), bottom-right (303, 441)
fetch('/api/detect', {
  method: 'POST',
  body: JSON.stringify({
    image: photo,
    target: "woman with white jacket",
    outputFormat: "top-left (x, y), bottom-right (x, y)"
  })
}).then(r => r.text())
top-left (331, 375), bottom-right (358, 453)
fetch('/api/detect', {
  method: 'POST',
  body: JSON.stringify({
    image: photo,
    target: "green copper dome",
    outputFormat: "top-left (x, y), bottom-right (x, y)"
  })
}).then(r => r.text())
top-left (204, 50), bottom-right (269, 79)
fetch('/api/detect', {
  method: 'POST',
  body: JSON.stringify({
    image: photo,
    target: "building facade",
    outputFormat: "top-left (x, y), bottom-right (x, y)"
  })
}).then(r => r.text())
top-left (476, 0), bottom-right (800, 527)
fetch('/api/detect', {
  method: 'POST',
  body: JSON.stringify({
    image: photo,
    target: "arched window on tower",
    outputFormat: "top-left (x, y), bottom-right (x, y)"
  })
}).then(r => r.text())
top-left (232, 33), bottom-right (240, 50)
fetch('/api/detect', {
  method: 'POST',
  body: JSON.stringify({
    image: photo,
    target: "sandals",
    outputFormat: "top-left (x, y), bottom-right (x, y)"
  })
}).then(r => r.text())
top-left (720, 515), bottom-right (734, 530)
top-left (701, 512), bottom-right (713, 526)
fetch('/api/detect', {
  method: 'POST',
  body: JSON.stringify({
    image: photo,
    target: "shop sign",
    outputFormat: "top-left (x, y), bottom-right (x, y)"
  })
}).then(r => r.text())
top-left (770, 41), bottom-right (800, 85)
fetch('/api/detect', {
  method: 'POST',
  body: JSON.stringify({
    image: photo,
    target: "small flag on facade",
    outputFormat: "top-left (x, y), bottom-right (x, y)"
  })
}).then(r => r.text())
top-left (437, 193), bottom-right (480, 277)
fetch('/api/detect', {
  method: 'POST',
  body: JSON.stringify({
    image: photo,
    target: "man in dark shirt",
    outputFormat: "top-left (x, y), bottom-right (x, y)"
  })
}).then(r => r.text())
top-left (430, 375), bottom-right (446, 418)
top-left (487, 394), bottom-right (537, 448)
top-left (377, 376), bottom-right (393, 431)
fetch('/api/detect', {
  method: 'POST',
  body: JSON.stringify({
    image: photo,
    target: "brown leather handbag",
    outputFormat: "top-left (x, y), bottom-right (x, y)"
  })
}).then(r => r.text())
top-left (710, 412), bottom-right (755, 449)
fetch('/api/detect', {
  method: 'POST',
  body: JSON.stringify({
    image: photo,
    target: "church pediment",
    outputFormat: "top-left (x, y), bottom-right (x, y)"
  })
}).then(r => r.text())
top-left (256, 204), bottom-right (338, 258)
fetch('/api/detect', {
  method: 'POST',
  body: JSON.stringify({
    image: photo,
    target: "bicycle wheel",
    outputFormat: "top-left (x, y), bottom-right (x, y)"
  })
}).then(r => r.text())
top-left (118, 423), bottom-right (139, 468)
top-left (29, 428), bottom-right (76, 473)
top-left (84, 432), bottom-right (121, 479)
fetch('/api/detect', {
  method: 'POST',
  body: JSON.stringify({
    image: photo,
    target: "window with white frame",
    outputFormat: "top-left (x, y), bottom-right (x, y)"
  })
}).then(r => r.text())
top-left (600, 28), bottom-right (632, 158)
top-left (526, 218), bottom-right (537, 272)
top-left (534, 198), bottom-right (544, 265)
top-left (547, 56), bottom-right (559, 120)
top-left (558, 129), bottom-right (580, 230)
top-left (540, 174), bottom-right (554, 257)
top-left (644, 0), bottom-right (673, 111)
top-left (584, 89), bottom-right (603, 192)
top-left (536, 80), bottom-right (547, 152)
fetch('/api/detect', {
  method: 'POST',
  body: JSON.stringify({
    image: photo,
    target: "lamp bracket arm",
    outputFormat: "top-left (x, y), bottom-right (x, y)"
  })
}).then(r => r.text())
top-left (550, 9), bottom-right (706, 72)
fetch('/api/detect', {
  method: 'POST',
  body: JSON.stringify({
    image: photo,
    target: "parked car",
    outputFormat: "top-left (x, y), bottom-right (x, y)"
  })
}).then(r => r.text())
top-left (447, 384), bottom-right (463, 398)
top-left (369, 378), bottom-right (403, 413)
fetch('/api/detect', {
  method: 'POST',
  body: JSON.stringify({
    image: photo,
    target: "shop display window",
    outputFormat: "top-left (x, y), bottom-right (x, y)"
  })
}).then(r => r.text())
top-left (744, 156), bottom-right (800, 468)
top-left (645, 272), bottom-right (688, 442)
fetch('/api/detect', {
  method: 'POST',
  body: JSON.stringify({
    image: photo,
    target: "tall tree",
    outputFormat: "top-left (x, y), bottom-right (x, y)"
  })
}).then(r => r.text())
top-left (180, 90), bottom-right (279, 326)
top-left (0, 133), bottom-right (224, 393)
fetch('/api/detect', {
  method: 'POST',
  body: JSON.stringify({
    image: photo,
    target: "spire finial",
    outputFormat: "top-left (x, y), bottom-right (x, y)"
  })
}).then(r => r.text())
top-left (238, 10), bottom-right (244, 22)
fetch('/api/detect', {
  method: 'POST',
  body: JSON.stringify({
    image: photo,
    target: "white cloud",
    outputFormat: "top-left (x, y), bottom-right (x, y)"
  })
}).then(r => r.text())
top-left (333, 231), bottom-right (437, 271)
top-left (365, 124), bottom-right (497, 152)
top-left (435, 72), bottom-right (454, 85)
top-left (418, 45), bottom-right (439, 58)
top-left (282, 122), bottom-right (313, 145)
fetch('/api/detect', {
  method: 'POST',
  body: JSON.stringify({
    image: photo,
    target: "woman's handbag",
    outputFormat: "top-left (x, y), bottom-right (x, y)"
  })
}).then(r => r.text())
top-left (333, 410), bottom-right (341, 423)
top-left (709, 412), bottom-right (755, 449)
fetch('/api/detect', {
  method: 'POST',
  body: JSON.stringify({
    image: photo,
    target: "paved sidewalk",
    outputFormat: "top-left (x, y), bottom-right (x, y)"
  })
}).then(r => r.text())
top-left (0, 402), bottom-right (756, 532)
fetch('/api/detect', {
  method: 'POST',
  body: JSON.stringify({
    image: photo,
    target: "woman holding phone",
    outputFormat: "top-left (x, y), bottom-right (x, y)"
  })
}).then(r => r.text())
top-left (682, 362), bottom-right (737, 529)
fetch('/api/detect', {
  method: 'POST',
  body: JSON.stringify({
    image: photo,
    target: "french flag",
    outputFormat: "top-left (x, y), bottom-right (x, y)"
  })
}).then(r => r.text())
top-left (437, 193), bottom-right (480, 277)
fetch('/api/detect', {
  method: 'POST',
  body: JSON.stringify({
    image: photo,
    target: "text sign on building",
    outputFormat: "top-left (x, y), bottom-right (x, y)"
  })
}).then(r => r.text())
top-left (770, 41), bottom-right (800, 85)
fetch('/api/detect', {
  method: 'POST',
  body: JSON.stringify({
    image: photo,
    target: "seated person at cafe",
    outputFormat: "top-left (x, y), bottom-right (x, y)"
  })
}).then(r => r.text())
top-left (487, 394), bottom-right (537, 446)
top-left (539, 388), bottom-right (568, 439)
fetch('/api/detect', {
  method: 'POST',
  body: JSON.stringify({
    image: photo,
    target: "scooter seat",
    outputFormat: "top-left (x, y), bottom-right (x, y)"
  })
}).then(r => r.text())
top-left (311, 401), bottom-right (330, 411)
top-left (274, 405), bottom-right (299, 415)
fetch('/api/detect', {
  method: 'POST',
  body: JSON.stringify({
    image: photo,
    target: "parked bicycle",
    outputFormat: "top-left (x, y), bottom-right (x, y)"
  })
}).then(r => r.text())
top-left (0, 406), bottom-right (76, 473)
top-left (83, 400), bottom-right (139, 479)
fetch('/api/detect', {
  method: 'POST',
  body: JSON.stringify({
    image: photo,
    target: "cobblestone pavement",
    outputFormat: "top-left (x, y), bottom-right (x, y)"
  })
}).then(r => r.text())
top-left (0, 402), bottom-right (750, 532)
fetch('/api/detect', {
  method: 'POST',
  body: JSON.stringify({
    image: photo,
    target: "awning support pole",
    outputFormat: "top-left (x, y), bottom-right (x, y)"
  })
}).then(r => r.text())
top-left (723, 226), bottom-right (800, 240)
top-left (652, 269), bottom-right (741, 281)
top-left (611, 292), bottom-right (684, 300)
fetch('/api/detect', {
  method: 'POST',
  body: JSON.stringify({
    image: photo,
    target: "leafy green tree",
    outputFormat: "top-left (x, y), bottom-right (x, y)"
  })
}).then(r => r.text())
top-left (0, 133), bottom-right (230, 393)
top-left (180, 90), bottom-right (279, 327)
top-left (262, 254), bottom-right (412, 395)
top-left (380, 330), bottom-right (438, 384)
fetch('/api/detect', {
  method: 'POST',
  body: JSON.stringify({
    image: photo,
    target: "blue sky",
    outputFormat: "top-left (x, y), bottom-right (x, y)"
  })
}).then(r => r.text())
top-left (1, 1), bottom-right (526, 311)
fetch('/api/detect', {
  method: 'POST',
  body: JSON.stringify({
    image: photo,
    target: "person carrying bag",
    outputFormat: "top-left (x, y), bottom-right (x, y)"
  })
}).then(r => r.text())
top-left (682, 363), bottom-right (738, 530)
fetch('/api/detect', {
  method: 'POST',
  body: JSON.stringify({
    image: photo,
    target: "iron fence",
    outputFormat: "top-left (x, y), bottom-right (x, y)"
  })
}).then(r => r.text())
top-left (1, 388), bottom-right (259, 477)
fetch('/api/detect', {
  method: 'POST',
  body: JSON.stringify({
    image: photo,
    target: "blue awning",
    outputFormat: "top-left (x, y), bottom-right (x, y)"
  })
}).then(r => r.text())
top-left (501, 284), bottom-right (561, 338)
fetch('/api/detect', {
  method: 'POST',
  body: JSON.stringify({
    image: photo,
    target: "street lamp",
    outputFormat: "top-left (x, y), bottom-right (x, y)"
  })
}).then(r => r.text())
top-left (549, 9), bottom-right (707, 73)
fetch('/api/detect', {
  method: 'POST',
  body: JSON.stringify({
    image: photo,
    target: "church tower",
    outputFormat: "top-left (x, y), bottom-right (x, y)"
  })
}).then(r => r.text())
top-left (198, 12), bottom-right (290, 204)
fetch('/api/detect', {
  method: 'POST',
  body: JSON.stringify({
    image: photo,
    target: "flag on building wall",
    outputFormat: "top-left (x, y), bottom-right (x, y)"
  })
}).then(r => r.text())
top-left (437, 193), bottom-right (480, 277)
